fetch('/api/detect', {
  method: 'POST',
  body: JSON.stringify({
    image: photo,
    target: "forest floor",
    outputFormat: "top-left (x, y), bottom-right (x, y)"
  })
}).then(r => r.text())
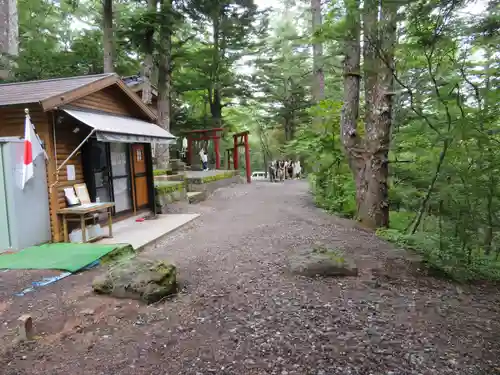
top-left (1, 180), bottom-right (500, 375)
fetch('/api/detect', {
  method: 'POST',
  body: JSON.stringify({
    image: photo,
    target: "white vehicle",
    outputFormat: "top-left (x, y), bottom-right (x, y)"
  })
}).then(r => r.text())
top-left (251, 171), bottom-right (267, 180)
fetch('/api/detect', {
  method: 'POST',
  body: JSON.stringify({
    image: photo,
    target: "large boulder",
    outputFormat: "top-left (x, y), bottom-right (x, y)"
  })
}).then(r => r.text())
top-left (288, 245), bottom-right (358, 278)
top-left (92, 257), bottom-right (177, 303)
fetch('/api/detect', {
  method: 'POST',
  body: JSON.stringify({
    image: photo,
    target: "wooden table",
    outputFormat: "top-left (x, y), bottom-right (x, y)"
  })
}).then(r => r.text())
top-left (58, 202), bottom-right (115, 243)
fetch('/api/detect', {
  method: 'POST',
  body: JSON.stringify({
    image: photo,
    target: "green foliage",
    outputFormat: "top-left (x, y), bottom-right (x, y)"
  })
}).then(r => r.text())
top-left (377, 215), bottom-right (500, 283)
top-left (303, 0), bottom-right (500, 282)
top-left (252, 13), bottom-right (312, 141)
top-left (5, 0), bottom-right (140, 82)
top-left (286, 100), bottom-right (357, 218)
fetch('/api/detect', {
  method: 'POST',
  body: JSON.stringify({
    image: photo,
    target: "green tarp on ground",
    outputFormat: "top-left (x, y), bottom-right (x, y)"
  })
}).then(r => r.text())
top-left (0, 243), bottom-right (132, 272)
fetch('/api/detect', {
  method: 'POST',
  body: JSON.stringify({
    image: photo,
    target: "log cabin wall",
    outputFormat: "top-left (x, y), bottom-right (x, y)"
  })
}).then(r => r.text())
top-left (51, 113), bottom-right (90, 241)
top-left (71, 85), bottom-right (151, 120)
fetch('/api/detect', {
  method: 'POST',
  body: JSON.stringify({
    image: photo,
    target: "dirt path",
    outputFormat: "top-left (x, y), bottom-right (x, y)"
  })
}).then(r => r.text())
top-left (2, 181), bottom-right (500, 375)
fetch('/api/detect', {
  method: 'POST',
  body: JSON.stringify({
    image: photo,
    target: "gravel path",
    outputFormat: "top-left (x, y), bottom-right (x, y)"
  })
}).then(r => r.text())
top-left (2, 180), bottom-right (500, 375)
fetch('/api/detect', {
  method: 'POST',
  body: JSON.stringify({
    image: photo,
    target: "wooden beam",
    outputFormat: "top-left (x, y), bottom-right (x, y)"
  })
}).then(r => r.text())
top-left (188, 135), bottom-right (221, 141)
top-left (183, 128), bottom-right (223, 134)
top-left (232, 130), bottom-right (249, 137)
top-left (129, 144), bottom-right (137, 214)
top-left (41, 75), bottom-right (118, 112)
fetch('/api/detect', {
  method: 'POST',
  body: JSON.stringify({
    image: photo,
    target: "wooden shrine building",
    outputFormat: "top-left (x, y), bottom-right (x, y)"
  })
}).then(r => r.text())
top-left (0, 73), bottom-right (176, 243)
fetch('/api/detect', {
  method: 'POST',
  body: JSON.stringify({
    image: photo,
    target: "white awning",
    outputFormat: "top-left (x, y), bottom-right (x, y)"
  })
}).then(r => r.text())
top-left (63, 108), bottom-right (176, 145)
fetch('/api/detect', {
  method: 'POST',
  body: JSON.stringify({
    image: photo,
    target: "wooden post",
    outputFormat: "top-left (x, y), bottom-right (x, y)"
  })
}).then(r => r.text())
top-left (244, 133), bottom-right (251, 183)
top-left (214, 132), bottom-right (220, 170)
top-left (18, 315), bottom-right (34, 341)
top-left (129, 145), bottom-right (137, 214)
top-left (233, 135), bottom-right (238, 170)
top-left (43, 112), bottom-right (61, 242)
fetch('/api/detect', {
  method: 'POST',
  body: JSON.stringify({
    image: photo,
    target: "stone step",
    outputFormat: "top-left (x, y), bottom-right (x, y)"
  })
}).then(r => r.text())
top-left (170, 159), bottom-right (187, 172)
top-left (187, 191), bottom-right (205, 204)
top-left (155, 173), bottom-right (186, 182)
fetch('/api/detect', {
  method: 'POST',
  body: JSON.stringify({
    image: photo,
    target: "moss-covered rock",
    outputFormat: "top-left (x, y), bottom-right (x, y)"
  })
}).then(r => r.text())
top-left (155, 181), bottom-right (185, 195)
top-left (153, 169), bottom-right (173, 176)
top-left (92, 258), bottom-right (177, 303)
top-left (288, 245), bottom-right (358, 278)
top-left (187, 171), bottom-right (238, 185)
top-left (99, 244), bottom-right (136, 265)
top-left (200, 171), bottom-right (236, 183)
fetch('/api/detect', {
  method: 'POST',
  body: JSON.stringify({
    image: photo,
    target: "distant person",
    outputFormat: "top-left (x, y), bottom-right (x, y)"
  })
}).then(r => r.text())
top-left (293, 160), bottom-right (302, 179)
top-left (199, 148), bottom-right (209, 171)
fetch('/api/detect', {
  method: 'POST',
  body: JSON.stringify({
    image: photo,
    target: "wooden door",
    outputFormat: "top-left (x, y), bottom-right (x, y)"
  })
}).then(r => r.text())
top-left (86, 140), bottom-right (112, 203)
top-left (132, 144), bottom-right (149, 208)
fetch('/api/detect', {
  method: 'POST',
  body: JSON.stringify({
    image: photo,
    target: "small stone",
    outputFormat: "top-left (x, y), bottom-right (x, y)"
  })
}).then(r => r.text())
top-left (21, 356), bottom-right (27, 360)
top-left (79, 309), bottom-right (95, 316)
top-left (288, 246), bottom-right (358, 278)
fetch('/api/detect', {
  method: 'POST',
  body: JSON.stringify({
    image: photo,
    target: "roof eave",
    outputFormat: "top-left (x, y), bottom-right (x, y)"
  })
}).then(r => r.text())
top-left (39, 74), bottom-right (158, 122)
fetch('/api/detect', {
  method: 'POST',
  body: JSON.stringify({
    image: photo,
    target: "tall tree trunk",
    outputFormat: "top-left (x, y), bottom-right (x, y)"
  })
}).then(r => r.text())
top-left (311, 0), bottom-right (324, 126)
top-left (209, 88), bottom-right (222, 126)
top-left (103, 0), bottom-right (114, 73)
top-left (479, 53), bottom-right (493, 253)
top-left (0, 0), bottom-right (18, 79)
top-left (142, 0), bottom-right (157, 105)
top-left (209, 12), bottom-right (222, 127)
top-left (340, 0), bottom-right (361, 170)
top-left (156, 0), bottom-right (172, 168)
top-left (341, 0), bottom-right (397, 229)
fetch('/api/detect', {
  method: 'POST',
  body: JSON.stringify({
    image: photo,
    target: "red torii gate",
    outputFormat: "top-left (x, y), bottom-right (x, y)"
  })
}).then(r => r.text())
top-left (185, 128), bottom-right (223, 169)
top-left (231, 130), bottom-right (251, 183)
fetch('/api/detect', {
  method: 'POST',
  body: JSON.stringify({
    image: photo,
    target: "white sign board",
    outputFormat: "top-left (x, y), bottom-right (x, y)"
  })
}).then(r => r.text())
top-left (67, 165), bottom-right (76, 181)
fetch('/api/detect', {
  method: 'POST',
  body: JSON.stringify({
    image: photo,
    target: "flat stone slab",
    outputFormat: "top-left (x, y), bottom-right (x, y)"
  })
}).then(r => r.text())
top-left (97, 214), bottom-right (199, 251)
top-left (185, 170), bottom-right (230, 178)
top-left (288, 245), bottom-right (358, 278)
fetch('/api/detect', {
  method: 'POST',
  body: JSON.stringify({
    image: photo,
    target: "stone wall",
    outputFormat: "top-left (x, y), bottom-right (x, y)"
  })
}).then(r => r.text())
top-left (155, 171), bottom-right (244, 211)
top-left (155, 181), bottom-right (187, 211)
